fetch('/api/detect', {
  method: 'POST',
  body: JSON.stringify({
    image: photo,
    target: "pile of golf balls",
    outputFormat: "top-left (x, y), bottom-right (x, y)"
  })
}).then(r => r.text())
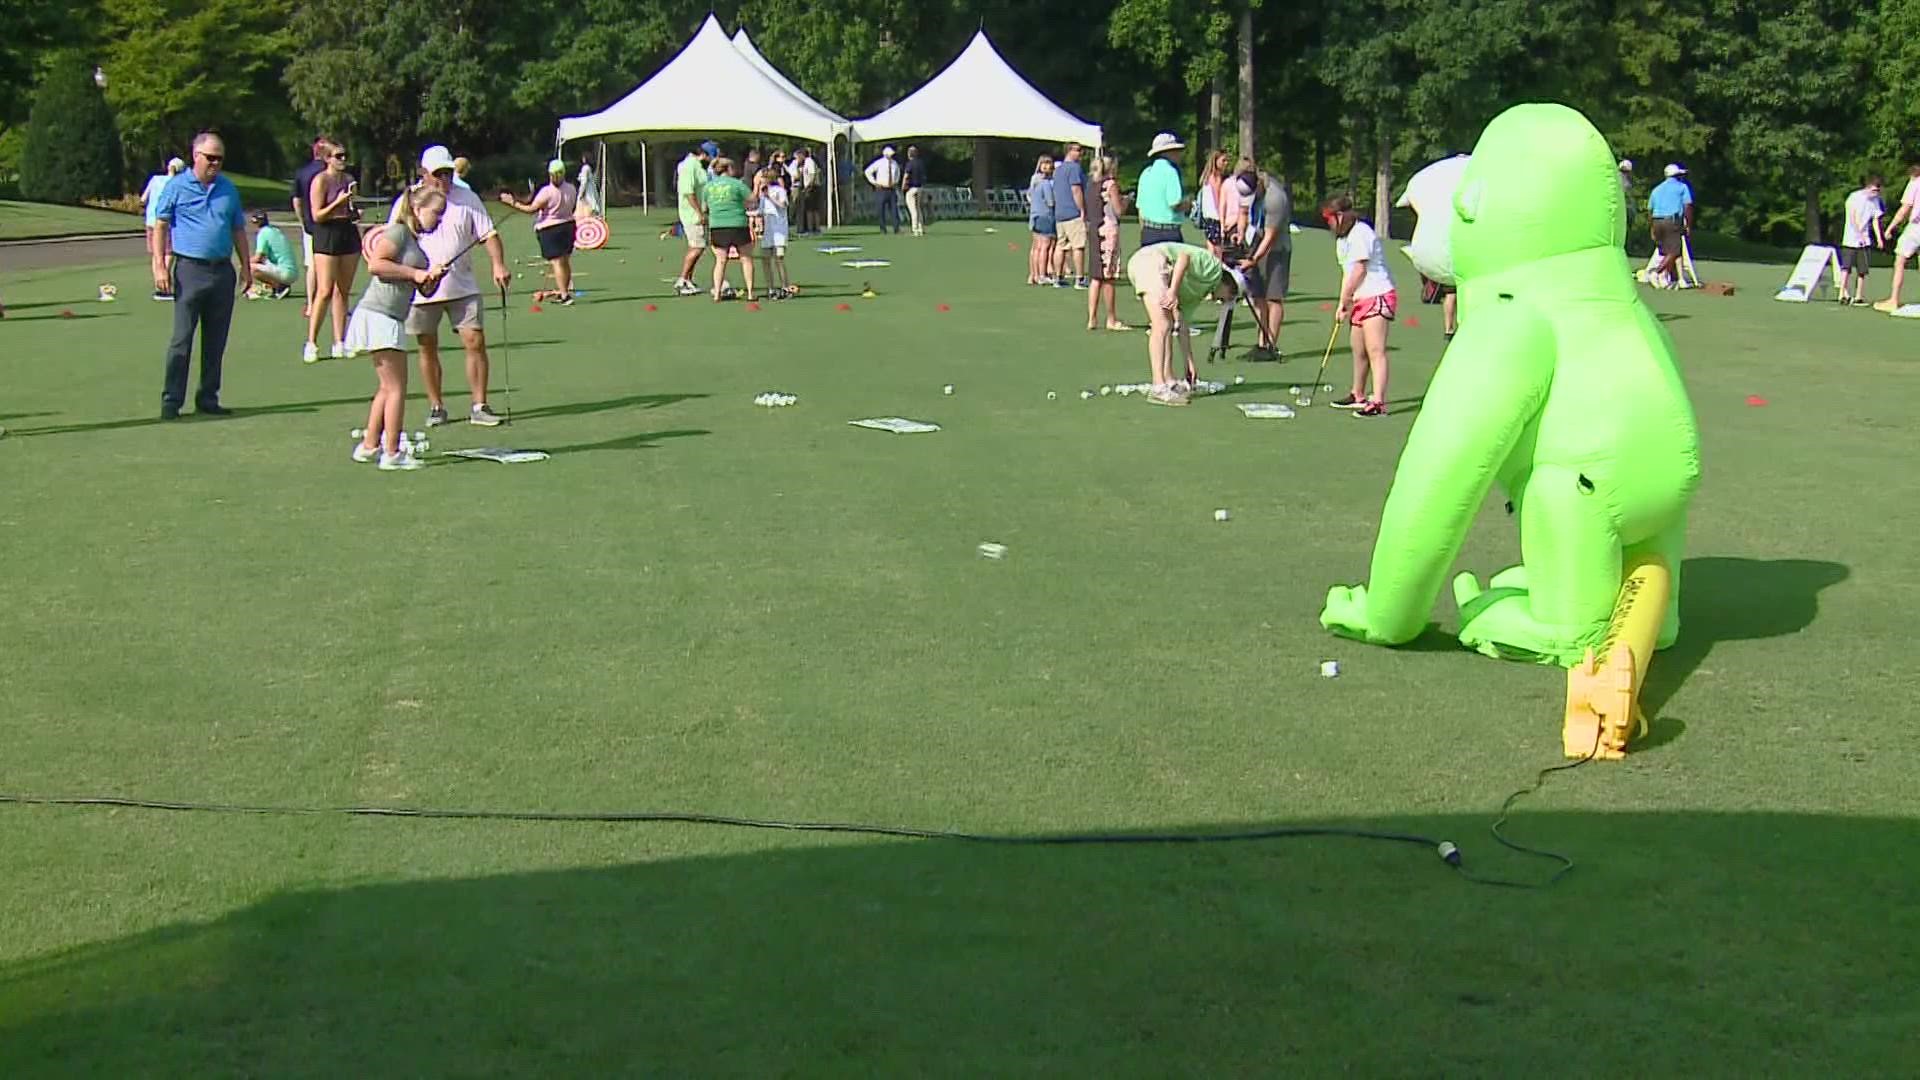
top-left (753, 392), bottom-right (798, 407)
top-left (977, 542), bottom-right (1008, 560)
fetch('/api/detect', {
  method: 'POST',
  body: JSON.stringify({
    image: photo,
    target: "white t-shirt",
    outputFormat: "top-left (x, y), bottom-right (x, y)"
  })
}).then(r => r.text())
top-left (1843, 188), bottom-right (1885, 248)
top-left (760, 185), bottom-right (789, 249)
top-left (1899, 177), bottom-right (1920, 236)
top-left (1337, 220), bottom-right (1396, 298)
top-left (389, 184), bottom-right (492, 303)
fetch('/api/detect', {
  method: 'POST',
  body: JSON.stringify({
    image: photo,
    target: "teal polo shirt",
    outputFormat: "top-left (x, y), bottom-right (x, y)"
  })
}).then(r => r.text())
top-left (1137, 157), bottom-right (1185, 227)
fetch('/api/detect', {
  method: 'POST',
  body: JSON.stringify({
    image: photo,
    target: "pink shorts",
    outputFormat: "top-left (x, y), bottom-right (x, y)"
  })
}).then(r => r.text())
top-left (1351, 290), bottom-right (1398, 326)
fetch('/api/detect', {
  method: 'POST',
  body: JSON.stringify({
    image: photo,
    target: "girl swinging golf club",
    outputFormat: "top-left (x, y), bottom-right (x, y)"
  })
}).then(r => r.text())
top-left (346, 186), bottom-right (448, 470)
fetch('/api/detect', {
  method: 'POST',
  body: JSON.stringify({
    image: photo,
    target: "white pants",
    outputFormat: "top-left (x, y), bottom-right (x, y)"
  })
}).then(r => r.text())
top-left (905, 188), bottom-right (925, 235)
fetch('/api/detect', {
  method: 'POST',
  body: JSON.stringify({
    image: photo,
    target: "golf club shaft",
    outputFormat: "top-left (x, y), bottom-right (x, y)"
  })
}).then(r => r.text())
top-left (1304, 317), bottom-right (1341, 406)
top-left (498, 283), bottom-right (512, 424)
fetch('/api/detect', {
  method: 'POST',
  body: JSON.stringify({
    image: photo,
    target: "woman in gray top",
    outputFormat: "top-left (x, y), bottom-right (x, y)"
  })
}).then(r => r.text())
top-left (347, 187), bottom-right (446, 470)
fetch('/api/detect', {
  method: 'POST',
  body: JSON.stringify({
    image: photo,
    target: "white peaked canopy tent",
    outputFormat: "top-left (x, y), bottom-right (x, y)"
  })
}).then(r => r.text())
top-left (554, 15), bottom-right (849, 222)
top-left (731, 29), bottom-right (849, 126)
top-left (850, 30), bottom-right (1101, 150)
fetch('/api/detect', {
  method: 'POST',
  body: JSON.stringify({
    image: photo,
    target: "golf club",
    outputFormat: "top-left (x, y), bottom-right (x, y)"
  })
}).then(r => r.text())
top-left (498, 281), bottom-right (512, 424)
top-left (1300, 316), bottom-right (1342, 407)
top-left (417, 227), bottom-right (497, 300)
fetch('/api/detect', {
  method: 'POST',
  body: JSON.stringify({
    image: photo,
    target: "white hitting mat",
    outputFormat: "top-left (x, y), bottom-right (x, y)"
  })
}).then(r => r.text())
top-left (443, 447), bottom-right (551, 463)
top-left (847, 417), bottom-right (941, 434)
top-left (841, 259), bottom-right (892, 269)
top-left (1237, 403), bottom-right (1298, 419)
top-left (817, 245), bottom-right (863, 254)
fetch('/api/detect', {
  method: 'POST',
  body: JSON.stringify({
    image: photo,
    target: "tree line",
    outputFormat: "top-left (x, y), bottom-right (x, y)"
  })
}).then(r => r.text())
top-left (1, 0), bottom-right (1907, 246)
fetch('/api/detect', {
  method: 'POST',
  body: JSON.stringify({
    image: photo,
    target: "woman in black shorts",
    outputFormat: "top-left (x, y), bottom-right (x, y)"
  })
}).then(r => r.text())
top-left (305, 141), bottom-right (362, 361)
top-left (500, 158), bottom-right (580, 304)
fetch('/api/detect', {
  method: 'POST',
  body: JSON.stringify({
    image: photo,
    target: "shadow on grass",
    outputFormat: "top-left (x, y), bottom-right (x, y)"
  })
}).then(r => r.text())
top-left (1642, 556), bottom-right (1850, 723)
top-left (538, 427), bottom-right (710, 455)
top-left (7, 394), bottom-right (394, 438)
top-left (504, 392), bottom-right (707, 422)
top-left (0, 309), bottom-right (125, 322)
top-left (0, 809), bottom-right (1911, 1072)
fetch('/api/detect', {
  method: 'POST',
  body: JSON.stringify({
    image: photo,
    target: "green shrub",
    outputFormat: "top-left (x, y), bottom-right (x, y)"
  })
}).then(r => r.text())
top-left (19, 59), bottom-right (125, 204)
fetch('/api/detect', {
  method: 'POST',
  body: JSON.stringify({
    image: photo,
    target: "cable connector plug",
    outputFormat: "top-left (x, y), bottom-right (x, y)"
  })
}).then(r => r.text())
top-left (1437, 841), bottom-right (1462, 866)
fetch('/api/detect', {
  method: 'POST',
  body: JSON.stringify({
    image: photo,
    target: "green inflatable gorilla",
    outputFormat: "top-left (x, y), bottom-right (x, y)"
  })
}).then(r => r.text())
top-left (1320, 103), bottom-right (1702, 666)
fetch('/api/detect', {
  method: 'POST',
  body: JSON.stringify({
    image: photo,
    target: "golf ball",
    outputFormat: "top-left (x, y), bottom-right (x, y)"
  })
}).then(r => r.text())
top-left (1099, 385), bottom-right (1111, 396)
top-left (1295, 396), bottom-right (1311, 407)
top-left (977, 542), bottom-right (1008, 560)
top-left (1289, 386), bottom-right (1301, 395)
top-left (1080, 390), bottom-right (1094, 400)
top-left (350, 428), bottom-right (365, 439)
top-left (1324, 384), bottom-right (1335, 393)
top-left (1214, 509), bottom-right (1230, 522)
top-left (1046, 391), bottom-right (1056, 400)
top-left (1234, 375), bottom-right (1245, 385)
top-left (943, 384), bottom-right (954, 395)
top-left (1320, 660), bottom-right (1341, 678)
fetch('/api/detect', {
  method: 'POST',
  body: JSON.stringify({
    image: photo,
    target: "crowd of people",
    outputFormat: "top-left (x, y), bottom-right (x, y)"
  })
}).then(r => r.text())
top-left (133, 132), bottom-right (598, 470)
top-left (667, 140), bottom-right (798, 302)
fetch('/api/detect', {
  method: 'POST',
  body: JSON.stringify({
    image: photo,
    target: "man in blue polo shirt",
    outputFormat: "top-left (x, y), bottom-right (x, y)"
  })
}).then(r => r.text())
top-left (1647, 163), bottom-right (1694, 287)
top-left (151, 132), bottom-right (252, 419)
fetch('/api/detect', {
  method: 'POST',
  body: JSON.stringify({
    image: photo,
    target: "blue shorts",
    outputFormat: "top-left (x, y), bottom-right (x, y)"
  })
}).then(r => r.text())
top-left (1031, 215), bottom-right (1056, 237)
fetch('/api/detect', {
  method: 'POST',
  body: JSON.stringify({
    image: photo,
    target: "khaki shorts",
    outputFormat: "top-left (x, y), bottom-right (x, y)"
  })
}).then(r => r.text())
top-left (1058, 216), bottom-right (1088, 251)
top-left (405, 293), bottom-right (485, 336)
top-left (684, 222), bottom-right (709, 249)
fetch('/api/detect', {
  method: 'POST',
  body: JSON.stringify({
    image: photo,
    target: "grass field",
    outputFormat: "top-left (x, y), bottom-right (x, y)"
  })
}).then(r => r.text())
top-left (1, 210), bottom-right (1915, 1074)
top-left (0, 199), bottom-right (142, 240)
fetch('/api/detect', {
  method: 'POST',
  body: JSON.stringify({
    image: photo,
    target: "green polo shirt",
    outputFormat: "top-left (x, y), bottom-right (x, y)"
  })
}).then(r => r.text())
top-left (677, 154), bottom-right (709, 227)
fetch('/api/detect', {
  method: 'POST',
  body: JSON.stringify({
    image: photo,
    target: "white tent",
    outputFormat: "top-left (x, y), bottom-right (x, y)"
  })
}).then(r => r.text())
top-left (731, 29), bottom-right (848, 126)
top-left (554, 15), bottom-right (849, 221)
top-left (850, 31), bottom-right (1101, 149)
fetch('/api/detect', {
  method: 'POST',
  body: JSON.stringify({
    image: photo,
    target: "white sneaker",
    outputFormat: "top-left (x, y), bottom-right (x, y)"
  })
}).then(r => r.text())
top-left (330, 341), bottom-right (347, 360)
top-left (302, 342), bottom-right (319, 364)
top-left (377, 450), bottom-right (423, 471)
top-left (351, 442), bottom-right (378, 464)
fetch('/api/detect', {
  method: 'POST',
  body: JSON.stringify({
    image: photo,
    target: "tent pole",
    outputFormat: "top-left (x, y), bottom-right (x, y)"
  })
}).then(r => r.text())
top-left (828, 139), bottom-right (838, 229)
top-left (639, 141), bottom-right (648, 211)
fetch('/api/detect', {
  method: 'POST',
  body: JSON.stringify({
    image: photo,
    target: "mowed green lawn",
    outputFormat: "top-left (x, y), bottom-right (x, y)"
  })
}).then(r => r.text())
top-left (0, 211), bottom-right (1914, 1074)
top-left (0, 199), bottom-right (142, 240)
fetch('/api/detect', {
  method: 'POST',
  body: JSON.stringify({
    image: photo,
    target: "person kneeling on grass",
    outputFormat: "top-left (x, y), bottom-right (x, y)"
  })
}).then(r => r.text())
top-left (247, 211), bottom-right (299, 299)
top-left (347, 187), bottom-right (447, 471)
top-left (1124, 242), bottom-right (1244, 406)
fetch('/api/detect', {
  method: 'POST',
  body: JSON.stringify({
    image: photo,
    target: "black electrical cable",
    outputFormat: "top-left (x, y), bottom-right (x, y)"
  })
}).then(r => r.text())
top-left (0, 754), bottom-right (1589, 889)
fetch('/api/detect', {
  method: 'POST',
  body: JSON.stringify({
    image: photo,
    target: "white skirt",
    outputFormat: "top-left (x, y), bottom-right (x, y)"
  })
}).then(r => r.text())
top-left (344, 305), bottom-right (408, 356)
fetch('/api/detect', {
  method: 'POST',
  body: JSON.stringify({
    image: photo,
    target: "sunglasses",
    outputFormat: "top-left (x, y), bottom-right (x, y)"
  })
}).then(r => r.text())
top-left (197, 152), bottom-right (224, 164)
top-left (329, 152), bottom-right (348, 160)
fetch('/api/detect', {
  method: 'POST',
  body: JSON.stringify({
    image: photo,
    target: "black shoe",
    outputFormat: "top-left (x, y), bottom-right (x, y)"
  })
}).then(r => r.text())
top-left (1246, 347), bottom-right (1279, 362)
top-left (272, 285), bottom-right (292, 300)
top-left (196, 401), bottom-right (233, 417)
top-left (160, 404), bottom-right (181, 420)
top-left (1329, 394), bottom-right (1367, 410)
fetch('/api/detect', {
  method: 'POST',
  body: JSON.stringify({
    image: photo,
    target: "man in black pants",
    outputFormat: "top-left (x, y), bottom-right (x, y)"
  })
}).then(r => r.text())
top-left (149, 132), bottom-right (252, 419)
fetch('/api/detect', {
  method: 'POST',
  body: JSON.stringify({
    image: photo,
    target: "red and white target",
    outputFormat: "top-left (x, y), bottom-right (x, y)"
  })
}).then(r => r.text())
top-left (574, 216), bottom-right (610, 250)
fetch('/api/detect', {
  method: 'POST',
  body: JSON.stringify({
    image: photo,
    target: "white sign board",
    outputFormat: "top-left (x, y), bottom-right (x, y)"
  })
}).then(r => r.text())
top-left (1775, 245), bottom-right (1840, 302)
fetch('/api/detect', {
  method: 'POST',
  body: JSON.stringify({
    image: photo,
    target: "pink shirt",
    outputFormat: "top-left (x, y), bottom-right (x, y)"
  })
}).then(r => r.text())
top-left (393, 184), bottom-right (491, 303)
top-left (532, 181), bottom-right (578, 230)
top-left (1219, 177), bottom-right (1249, 240)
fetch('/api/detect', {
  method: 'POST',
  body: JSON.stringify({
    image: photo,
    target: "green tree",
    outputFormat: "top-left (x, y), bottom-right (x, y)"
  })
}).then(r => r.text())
top-left (19, 55), bottom-right (126, 202)
top-left (0, 0), bottom-right (97, 126)
top-left (101, 0), bottom-right (296, 174)
top-left (1694, 0), bottom-right (1871, 242)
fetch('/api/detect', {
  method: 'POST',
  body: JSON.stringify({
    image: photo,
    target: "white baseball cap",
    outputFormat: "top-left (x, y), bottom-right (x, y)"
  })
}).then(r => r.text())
top-left (883, 145), bottom-right (896, 156)
top-left (167, 156), bottom-right (187, 172)
top-left (1664, 163), bottom-right (1686, 177)
top-left (548, 158), bottom-right (567, 175)
top-left (1618, 159), bottom-right (1633, 172)
top-left (1149, 132), bottom-right (1185, 157)
top-left (420, 145), bottom-right (457, 174)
